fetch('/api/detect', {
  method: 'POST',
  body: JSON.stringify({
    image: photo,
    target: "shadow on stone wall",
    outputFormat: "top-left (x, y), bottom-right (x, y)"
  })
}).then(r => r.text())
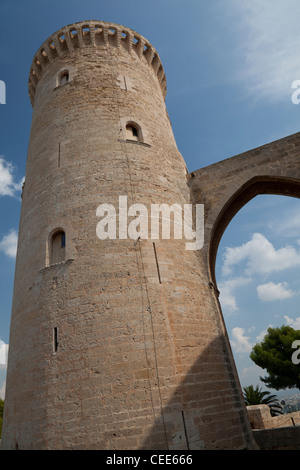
top-left (140, 335), bottom-right (256, 450)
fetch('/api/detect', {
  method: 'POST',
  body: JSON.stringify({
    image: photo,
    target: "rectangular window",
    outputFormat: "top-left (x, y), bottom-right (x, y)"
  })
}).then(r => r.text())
top-left (54, 327), bottom-right (58, 352)
top-left (51, 230), bottom-right (66, 264)
top-left (61, 232), bottom-right (66, 248)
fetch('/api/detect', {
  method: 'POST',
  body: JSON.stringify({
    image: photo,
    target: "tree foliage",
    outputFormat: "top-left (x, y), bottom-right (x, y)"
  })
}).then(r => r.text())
top-left (250, 325), bottom-right (300, 391)
top-left (243, 384), bottom-right (282, 416)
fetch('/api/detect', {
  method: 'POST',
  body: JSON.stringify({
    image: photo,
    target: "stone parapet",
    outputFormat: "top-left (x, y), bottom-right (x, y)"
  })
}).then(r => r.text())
top-left (28, 20), bottom-right (167, 105)
top-left (247, 404), bottom-right (300, 429)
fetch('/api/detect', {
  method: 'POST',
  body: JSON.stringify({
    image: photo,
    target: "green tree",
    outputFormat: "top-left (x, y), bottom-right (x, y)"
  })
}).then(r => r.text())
top-left (243, 384), bottom-right (282, 416)
top-left (250, 325), bottom-right (300, 391)
top-left (0, 399), bottom-right (4, 439)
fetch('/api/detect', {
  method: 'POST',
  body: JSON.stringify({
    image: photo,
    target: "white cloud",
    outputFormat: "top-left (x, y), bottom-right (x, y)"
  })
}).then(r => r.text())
top-left (230, 327), bottom-right (253, 354)
top-left (255, 325), bottom-right (274, 343)
top-left (0, 229), bottom-right (18, 258)
top-left (257, 281), bottom-right (295, 302)
top-left (0, 340), bottom-right (8, 366)
top-left (222, 233), bottom-right (300, 277)
top-left (284, 315), bottom-right (300, 330)
top-left (0, 156), bottom-right (23, 197)
top-left (219, 276), bottom-right (252, 314)
top-left (227, 0), bottom-right (300, 101)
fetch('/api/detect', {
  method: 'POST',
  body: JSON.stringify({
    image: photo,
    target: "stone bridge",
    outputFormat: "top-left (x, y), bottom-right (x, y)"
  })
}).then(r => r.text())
top-left (189, 131), bottom-right (300, 289)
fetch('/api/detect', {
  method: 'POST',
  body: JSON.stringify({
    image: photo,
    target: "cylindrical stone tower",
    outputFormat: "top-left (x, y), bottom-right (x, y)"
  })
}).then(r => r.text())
top-left (1, 21), bottom-right (255, 450)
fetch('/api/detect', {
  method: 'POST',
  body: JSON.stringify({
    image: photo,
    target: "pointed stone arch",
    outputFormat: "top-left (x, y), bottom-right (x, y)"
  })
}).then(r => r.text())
top-left (189, 131), bottom-right (300, 290)
top-left (209, 175), bottom-right (300, 287)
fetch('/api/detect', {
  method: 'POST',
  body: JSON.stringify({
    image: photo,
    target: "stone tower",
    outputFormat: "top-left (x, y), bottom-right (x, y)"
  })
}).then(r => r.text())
top-left (1, 20), bottom-right (256, 450)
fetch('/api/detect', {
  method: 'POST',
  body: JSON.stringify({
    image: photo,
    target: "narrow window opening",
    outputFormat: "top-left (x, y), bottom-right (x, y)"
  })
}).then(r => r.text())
top-left (126, 123), bottom-right (141, 142)
top-left (61, 232), bottom-right (66, 248)
top-left (59, 71), bottom-right (69, 86)
top-left (58, 142), bottom-right (61, 168)
top-left (51, 230), bottom-right (66, 264)
top-left (132, 127), bottom-right (138, 137)
top-left (54, 327), bottom-right (58, 352)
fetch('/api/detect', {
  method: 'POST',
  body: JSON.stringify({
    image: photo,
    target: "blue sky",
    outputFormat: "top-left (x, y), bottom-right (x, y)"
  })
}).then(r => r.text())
top-left (1, 0), bottom-right (300, 399)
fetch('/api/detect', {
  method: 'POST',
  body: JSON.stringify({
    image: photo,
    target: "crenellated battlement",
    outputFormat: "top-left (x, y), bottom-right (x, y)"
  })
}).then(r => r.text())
top-left (28, 20), bottom-right (167, 106)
